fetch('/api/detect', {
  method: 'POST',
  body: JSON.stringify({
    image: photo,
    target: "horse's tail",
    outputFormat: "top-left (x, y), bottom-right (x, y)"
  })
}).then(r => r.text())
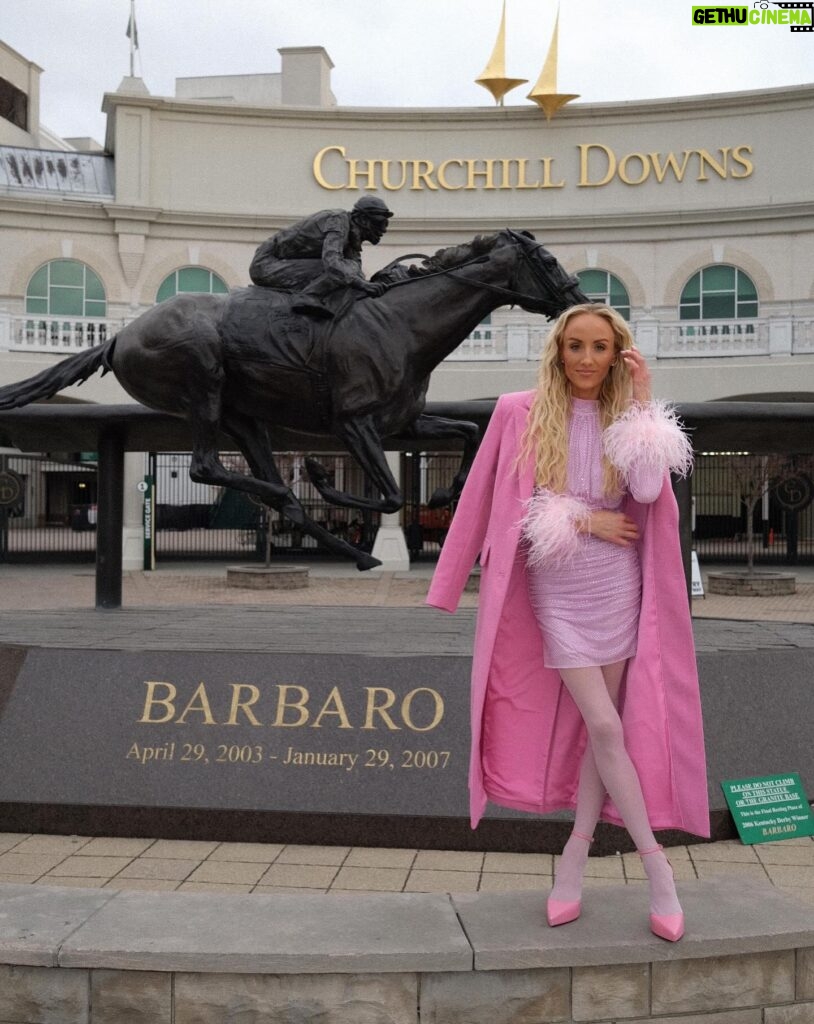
top-left (0, 338), bottom-right (115, 410)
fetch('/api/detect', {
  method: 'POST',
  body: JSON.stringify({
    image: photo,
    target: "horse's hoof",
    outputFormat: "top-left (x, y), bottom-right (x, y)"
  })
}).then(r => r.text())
top-left (304, 456), bottom-right (328, 484)
top-left (357, 553), bottom-right (382, 571)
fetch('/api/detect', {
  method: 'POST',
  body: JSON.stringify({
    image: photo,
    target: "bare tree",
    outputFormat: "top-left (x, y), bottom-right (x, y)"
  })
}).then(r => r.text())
top-left (717, 454), bottom-right (814, 573)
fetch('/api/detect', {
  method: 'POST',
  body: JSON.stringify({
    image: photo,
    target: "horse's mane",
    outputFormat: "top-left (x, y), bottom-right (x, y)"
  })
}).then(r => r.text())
top-left (415, 233), bottom-right (501, 275)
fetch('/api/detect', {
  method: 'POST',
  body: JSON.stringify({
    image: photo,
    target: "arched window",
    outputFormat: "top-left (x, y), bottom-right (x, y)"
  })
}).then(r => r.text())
top-left (576, 269), bottom-right (631, 320)
top-left (26, 260), bottom-right (106, 317)
top-left (157, 267), bottom-right (228, 303)
top-left (679, 265), bottom-right (758, 320)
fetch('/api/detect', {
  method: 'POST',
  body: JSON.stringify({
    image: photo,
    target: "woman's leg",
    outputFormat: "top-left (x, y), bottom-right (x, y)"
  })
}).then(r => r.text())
top-left (549, 660), bottom-right (627, 904)
top-left (558, 665), bottom-right (681, 918)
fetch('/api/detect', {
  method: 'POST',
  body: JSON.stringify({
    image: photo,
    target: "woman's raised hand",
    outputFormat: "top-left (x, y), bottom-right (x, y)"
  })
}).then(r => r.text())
top-left (620, 347), bottom-right (652, 404)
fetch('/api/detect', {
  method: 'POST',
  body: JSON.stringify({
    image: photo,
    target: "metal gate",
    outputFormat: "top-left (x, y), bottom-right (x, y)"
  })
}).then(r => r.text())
top-left (6, 448), bottom-right (808, 568)
top-left (0, 453), bottom-right (97, 563)
top-left (152, 452), bottom-right (380, 561)
top-left (401, 451), bottom-right (460, 560)
top-left (692, 453), bottom-right (813, 565)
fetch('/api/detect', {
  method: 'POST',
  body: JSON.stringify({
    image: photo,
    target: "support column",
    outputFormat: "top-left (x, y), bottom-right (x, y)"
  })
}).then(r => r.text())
top-left (371, 451), bottom-right (410, 571)
top-left (768, 316), bottom-right (793, 357)
top-left (96, 430), bottom-right (124, 609)
top-left (634, 315), bottom-right (659, 359)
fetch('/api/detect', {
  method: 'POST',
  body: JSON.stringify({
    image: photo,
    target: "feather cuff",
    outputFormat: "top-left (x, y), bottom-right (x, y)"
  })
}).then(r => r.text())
top-left (603, 401), bottom-right (693, 480)
top-left (519, 489), bottom-right (591, 568)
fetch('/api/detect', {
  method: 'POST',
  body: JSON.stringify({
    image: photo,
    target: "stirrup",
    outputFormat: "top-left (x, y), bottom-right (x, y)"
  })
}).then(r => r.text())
top-left (637, 844), bottom-right (663, 857)
top-left (572, 830), bottom-right (594, 843)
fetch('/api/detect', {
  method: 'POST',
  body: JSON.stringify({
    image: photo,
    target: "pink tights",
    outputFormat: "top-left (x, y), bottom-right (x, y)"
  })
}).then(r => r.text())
top-left (550, 662), bottom-right (681, 917)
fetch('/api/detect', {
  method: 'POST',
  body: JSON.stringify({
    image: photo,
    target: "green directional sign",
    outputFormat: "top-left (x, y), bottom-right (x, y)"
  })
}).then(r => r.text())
top-left (721, 772), bottom-right (814, 845)
top-left (141, 476), bottom-right (155, 571)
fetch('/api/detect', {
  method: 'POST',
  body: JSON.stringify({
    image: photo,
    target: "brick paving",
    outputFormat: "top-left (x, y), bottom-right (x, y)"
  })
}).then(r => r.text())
top-left (0, 832), bottom-right (810, 907)
top-left (0, 559), bottom-right (812, 902)
top-left (1, 560), bottom-right (813, 620)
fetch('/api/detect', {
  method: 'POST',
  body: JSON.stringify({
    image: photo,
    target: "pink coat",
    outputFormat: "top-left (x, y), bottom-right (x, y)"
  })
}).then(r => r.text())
top-left (426, 390), bottom-right (710, 838)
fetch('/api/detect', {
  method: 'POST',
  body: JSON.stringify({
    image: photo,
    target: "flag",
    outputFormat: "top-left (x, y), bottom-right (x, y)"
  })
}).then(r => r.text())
top-left (126, 10), bottom-right (139, 49)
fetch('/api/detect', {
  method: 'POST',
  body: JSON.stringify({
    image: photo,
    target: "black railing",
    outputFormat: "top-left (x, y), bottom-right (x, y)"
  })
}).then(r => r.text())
top-left (1, 401), bottom-right (813, 605)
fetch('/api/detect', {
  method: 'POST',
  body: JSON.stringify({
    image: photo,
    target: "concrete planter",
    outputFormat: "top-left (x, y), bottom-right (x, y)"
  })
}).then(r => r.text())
top-left (226, 565), bottom-right (309, 590)
top-left (707, 570), bottom-right (796, 596)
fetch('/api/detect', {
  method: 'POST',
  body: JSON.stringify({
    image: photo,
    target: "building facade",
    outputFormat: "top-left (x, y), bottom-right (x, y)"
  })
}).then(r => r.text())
top-left (1, 40), bottom-right (813, 565)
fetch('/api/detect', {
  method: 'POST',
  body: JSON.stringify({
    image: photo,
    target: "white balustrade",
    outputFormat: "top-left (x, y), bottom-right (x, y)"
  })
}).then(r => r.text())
top-left (792, 317), bottom-right (814, 354)
top-left (442, 315), bottom-right (814, 362)
top-left (444, 324), bottom-right (506, 361)
top-left (657, 319), bottom-right (770, 358)
top-left (6, 314), bottom-right (124, 353)
top-left (1, 311), bottom-right (811, 363)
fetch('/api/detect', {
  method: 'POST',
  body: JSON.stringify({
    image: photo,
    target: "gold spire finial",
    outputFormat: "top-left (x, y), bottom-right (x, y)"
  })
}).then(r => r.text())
top-left (527, 6), bottom-right (579, 120)
top-left (475, 0), bottom-right (528, 106)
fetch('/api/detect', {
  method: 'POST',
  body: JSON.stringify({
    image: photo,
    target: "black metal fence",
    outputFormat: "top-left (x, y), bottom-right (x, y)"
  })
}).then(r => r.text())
top-left (1, 448), bottom-right (812, 566)
top-left (401, 451), bottom-right (458, 560)
top-left (153, 452), bottom-right (381, 561)
top-left (0, 453), bottom-right (97, 563)
top-left (693, 453), bottom-right (814, 565)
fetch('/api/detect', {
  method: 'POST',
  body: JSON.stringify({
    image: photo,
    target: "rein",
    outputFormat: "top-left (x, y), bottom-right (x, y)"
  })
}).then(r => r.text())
top-left (374, 239), bottom-right (575, 313)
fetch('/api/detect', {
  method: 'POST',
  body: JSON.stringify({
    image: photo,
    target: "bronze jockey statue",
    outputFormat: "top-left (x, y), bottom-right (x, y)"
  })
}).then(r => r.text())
top-left (249, 195), bottom-right (394, 317)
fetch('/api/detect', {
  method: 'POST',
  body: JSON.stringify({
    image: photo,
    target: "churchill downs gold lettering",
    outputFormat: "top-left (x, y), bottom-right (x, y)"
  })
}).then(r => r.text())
top-left (312, 144), bottom-right (753, 191)
top-left (138, 681), bottom-right (445, 732)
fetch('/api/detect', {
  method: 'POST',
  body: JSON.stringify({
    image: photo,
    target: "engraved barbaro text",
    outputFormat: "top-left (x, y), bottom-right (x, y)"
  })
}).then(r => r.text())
top-left (125, 741), bottom-right (452, 771)
top-left (129, 682), bottom-right (455, 790)
top-left (137, 680), bottom-right (445, 731)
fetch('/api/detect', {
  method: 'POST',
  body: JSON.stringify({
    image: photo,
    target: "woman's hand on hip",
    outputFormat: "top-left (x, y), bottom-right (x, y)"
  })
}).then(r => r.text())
top-left (585, 510), bottom-right (640, 546)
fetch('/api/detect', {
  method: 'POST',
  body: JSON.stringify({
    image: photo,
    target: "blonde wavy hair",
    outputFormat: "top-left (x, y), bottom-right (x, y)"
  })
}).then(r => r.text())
top-left (518, 303), bottom-right (634, 496)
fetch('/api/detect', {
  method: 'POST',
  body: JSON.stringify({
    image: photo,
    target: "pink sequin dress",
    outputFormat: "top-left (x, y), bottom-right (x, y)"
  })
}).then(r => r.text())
top-left (527, 398), bottom-right (664, 669)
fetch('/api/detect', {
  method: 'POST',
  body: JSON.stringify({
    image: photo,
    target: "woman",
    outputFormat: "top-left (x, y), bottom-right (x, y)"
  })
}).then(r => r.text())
top-left (426, 303), bottom-right (709, 942)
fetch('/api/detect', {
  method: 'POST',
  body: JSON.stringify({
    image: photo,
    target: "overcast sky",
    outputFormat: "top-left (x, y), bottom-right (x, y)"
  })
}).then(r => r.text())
top-left (3, 0), bottom-right (813, 144)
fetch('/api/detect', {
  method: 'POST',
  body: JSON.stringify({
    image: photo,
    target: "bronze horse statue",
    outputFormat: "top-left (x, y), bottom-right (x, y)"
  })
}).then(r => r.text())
top-left (0, 229), bottom-right (587, 569)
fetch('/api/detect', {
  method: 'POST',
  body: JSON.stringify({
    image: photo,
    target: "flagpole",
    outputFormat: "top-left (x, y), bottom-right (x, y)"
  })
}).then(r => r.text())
top-left (129, 0), bottom-right (136, 77)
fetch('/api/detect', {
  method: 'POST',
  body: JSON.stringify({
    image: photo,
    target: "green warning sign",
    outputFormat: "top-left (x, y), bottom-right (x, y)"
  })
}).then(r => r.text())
top-left (721, 772), bottom-right (814, 845)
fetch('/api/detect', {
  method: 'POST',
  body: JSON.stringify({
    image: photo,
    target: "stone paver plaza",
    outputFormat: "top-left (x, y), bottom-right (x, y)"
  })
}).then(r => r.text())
top-left (0, 560), bottom-right (812, 1021)
top-left (0, 560), bottom-right (812, 902)
top-left (0, 831), bottom-right (812, 907)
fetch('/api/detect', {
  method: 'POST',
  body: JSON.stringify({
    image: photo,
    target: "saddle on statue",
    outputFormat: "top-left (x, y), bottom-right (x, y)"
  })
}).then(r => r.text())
top-left (219, 285), bottom-right (340, 379)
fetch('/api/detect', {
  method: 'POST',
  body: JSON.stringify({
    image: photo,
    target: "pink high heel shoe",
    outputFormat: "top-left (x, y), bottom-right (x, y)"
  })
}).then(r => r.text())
top-left (547, 830), bottom-right (593, 927)
top-left (638, 844), bottom-right (684, 942)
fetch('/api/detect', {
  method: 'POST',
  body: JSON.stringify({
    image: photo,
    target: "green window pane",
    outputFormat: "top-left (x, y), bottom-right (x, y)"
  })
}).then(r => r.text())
top-left (25, 297), bottom-right (47, 314)
top-left (211, 274), bottom-right (228, 294)
top-left (702, 265), bottom-right (735, 292)
top-left (614, 305), bottom-right (631, 321)
top-left (27, 266), bottom-right (48, 298)
top-left (49, 285), bottom-right (84, 316)
top-left (738, 301), bottom-right (758, 318)
top-left (156, 275), bottom-right (177, 303)
top-left (609, 278), bottom-right (630, 306)
top-left (736, 273), bottom-right (757, 301)
top-left (178, 266), bottom-right (211, 292)
top-left (681, 273), bottom-right (701, 302)
top-left (84, 300), bottom-right (106, 317)
top-left (703, 293), bottom-right (736, 319)
top-left (680, 303), bottom-right (700, 320)
top-left (84, 270), bottom-right (105, 301)
top-left (50, 260), bottom-right (84, 287)
top-left (578, 270), bottom-right (606, 292)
